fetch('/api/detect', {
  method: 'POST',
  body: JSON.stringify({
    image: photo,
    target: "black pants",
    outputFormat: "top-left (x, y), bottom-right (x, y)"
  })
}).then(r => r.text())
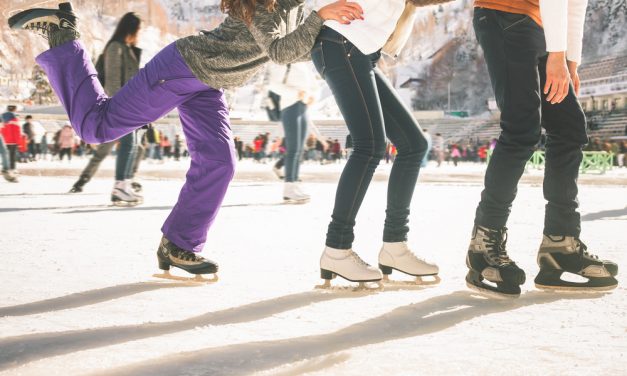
top-left (312, 28), bottom-right (428, 249)
top-left (473, 8), bottom-right (588, 236)
top-left (7, 144), bottom-right (17, 170)
top-left (59, 147), bottom-right (72, 161)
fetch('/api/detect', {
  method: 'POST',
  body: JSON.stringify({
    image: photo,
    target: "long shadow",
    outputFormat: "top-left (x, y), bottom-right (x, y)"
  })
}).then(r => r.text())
top-left (0, 289), bottom-right (370, 370)
top-left (0, 205), bottom-right (111, 213)
top-left (0, 282), bottom-right (192, 317)
top-left (0, 193), bottom-right (100, 197)
top-left (581, 207), bottom-right (627, 221)
top-left (62, 203), bottom-right (287, 214)
top-left (93, 290), bottom-right (607, 376)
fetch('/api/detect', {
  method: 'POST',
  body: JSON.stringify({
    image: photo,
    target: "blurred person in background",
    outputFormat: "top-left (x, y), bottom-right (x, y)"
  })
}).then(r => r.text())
top-left (69, 13), bottom-right (143, 206)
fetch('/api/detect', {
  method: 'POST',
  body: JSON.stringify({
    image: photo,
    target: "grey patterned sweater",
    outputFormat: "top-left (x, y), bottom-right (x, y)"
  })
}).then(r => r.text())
top-left (176, 0), bottom-right (324, 89)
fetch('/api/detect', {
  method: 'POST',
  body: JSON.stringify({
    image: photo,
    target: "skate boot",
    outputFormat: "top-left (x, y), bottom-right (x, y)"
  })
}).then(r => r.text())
top-left (8, 2), bottom-right (78, 42)
top-left (2, 169), bottom-right (18, 183)
top-left (466, 225), bottom-right (526, 298)
top-left (153, 236), bottom-right (218, 283)
top-left (111, 180), bottom-right (139, 207)
top-left (317, 246), bottom-right (383, 291)
top-left (379, 242), bottom-right (440, 285)
top-left (283, 182), bottom-right (309, 204)
top-left (69, 177), bottom-right (87, 193)
top-left (294, 183), bottom-right (311, 201)
top-left (535, 235), bottom-right (618, 291)
top-left (131, 181), bottom-right (143, 193)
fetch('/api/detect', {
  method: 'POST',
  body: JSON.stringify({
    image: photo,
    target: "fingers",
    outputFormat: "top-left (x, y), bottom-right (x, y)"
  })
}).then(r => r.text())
top-left (545, 76), bottom-right (570, 104)
top-left (344, 1), bottom-right (364, 15)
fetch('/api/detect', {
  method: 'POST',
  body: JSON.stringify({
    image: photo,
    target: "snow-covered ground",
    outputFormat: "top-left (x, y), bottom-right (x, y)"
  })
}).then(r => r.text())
top-left (1, 162), bottom-right (626, 376)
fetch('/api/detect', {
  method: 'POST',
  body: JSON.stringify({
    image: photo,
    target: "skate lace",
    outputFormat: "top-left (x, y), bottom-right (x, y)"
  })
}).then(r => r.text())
top-left (24, 21), bottom-right (51, 39)
top-left (348, 250), bottom-right (371, 268)
top-left (171, 248), bottom-right (203, 262)
top-left (485, 228), bottom-right (513, 266)
top-left (575, 239), bottom-right (598, 260)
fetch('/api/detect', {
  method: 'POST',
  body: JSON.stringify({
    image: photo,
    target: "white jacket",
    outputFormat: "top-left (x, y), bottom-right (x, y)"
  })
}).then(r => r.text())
top-left (540, 0), bottom-right (588, 64)
top-left (267, 63), bottom-right (318, 109)
top-left (316, 0), bottom-right (406, 54)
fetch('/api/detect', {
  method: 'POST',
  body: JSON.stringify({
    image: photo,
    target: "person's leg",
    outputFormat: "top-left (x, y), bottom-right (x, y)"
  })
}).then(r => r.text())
top-left (374, 68), bottom-right (428, 244)
top-left (294, 104), bottom-right (309, 181)
top-left (281, 103), bottom-right (300, 183)
top-left (161, 88), bottom-right (236, 253)
top-left (131, 140), bottom-right (145, 179)
top-left (312, 33), bottom-right (386, 249)
top-left (473, 9), bottom-right (545, 229)
top-left (0, 137), bottom-right (9, 172)
top-left (539, 58), bottom-right (588, 237)
top-left (115, 132), bottom-right (135, 181)
top-left (35, 42), bottom-right (199, 144)
top-left (7, 145), bottom-right (17, 170)
top-left (76, 142), bottom-right (114, 185)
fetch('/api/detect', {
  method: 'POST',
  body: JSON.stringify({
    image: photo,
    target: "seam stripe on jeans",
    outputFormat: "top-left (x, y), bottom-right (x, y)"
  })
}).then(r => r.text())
top-left (338, 48), bottom-right (376, 247)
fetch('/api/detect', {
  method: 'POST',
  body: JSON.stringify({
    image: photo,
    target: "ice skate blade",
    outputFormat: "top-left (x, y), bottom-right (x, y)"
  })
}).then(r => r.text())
top-left (382, 274), bottom-right (441, 286)
top-left (315, 279), bottom-right (384, 292)
top-left (153, 270), bottom-right (218, 284)
top-left (535, 283), bottom-right (617, 293)
top-left (283, 198), bottom-right (310, 205)
top-left (112, 200), bottom-right (140, 208)
top-left (466, 282), bottom-right (519, 300)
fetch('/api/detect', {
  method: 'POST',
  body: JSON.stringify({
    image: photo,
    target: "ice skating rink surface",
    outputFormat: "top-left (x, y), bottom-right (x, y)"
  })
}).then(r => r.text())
top-left (1, 160), bottom-right (626, 375)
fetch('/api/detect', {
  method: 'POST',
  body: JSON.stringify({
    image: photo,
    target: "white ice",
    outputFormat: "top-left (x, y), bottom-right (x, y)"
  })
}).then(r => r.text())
top-left (0, 160), bottom-right (626, 376)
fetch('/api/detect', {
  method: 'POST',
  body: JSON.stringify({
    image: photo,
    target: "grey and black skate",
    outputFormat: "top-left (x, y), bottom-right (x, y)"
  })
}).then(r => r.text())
top-left (466, 225), bottom-right (526, 298)
top-left (8, 2), bottom-right (77, 39)
top-left (535, 235), bottom-right (618, 291)
top-left (154, 236), bottom-right (218, 283)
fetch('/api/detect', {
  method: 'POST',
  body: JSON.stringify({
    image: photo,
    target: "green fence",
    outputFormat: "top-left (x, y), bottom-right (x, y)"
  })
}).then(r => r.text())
top-left (487, 150), bottom-right (614, 174)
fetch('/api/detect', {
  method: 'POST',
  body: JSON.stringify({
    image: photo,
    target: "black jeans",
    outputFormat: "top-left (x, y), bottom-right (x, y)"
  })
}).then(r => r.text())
top-left (312, 28), bottom-right (428, 249)
top-left (473, 8), bottom-right (588, 236)
top-left (281, 101), bottom-right (308, 183)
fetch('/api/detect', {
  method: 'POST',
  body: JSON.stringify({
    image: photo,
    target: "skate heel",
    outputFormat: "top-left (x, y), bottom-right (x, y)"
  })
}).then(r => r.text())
top-left (379, 264), bottom-right (393, 275)
top-left (320, 269), bottom-right (336, 280)
top-left (158, 259), bottom-right (171, 271)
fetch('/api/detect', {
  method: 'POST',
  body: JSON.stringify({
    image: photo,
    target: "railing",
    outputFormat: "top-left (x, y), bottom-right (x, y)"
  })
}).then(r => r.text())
top-left (488, 150), bottom-right (614, 174)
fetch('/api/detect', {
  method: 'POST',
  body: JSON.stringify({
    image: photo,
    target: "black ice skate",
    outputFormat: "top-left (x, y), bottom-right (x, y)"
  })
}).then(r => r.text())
top-left (8, 2), bottom-right (78, 39)
top-left (466, 226), bottom-right (526, 298)
top-left (535, 235), bottom-right (618, 292)
top-left (153, 236), bottom-right (218, 283)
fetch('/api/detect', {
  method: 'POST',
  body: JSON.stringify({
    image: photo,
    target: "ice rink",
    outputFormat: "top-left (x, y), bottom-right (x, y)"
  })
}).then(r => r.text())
top-left (1, 160), bottom-right (626, 376)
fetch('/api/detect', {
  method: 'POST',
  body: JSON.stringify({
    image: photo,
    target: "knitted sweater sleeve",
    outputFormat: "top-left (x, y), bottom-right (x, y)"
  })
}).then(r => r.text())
top-left (540, 0), bottom-right (588, 64)
top-left (104, 41), bottom-right (124, 96)
top-left (248, 7), bottom-right (324, 65)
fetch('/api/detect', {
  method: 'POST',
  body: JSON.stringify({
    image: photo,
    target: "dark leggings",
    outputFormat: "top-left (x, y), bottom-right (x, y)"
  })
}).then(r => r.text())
top-left (59, 147), bottom-right (72, 161)
top-left (6, 144), bottom-right (17, 170)
top-left (312, 28), bottom-right (428, 249)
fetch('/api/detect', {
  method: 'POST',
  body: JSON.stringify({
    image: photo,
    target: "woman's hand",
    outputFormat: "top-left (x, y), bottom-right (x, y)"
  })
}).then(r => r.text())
top-left (567, 60), bottom-right (580, 96)
top-left (318, 1), bottom-right (364, 25)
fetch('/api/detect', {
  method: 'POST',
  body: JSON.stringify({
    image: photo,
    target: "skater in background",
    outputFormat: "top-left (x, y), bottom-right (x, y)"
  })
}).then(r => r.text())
top-left (466, 0), bottom-right (618, 298)
top-left (313, 0), bottom-right (444, 288)
top-left (69, 13), bottom-right (144, 207)
top-left (1, 108), bottom-right (22, 180)
top-left (57, 123), bottom-right (74, 161)
top-left (268, 62), bottom-right (317, 203)
top-left (421, 128), bottom-right (431, 168)
top-left (9, 0), bottom-right (364, 280)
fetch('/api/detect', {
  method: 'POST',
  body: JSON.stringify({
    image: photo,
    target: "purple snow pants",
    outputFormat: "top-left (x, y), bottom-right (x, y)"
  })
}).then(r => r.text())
top-left (36, 41), bottom-right (236, 253)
